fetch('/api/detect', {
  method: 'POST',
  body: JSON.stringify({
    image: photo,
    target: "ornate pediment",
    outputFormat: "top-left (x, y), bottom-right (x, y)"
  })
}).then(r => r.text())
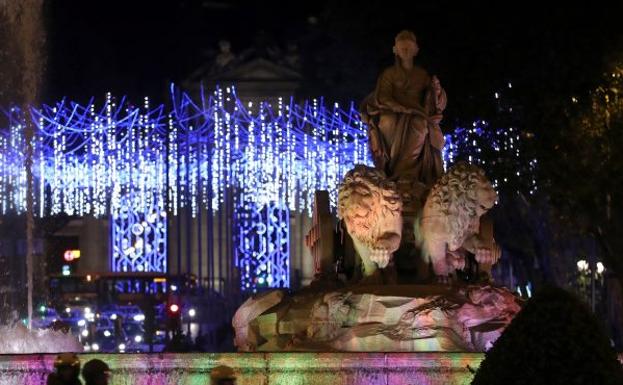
top-left (212, 58), bottom-right (301, 81)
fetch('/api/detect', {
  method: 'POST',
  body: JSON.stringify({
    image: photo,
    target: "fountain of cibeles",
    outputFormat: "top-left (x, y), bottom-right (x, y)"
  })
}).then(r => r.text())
top-left (0, 17), bottom-right (523, 384)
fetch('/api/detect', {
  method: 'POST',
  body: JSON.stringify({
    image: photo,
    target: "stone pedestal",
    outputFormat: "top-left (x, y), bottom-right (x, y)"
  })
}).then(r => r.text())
top-left (233, 284), bottom-right (521, 353)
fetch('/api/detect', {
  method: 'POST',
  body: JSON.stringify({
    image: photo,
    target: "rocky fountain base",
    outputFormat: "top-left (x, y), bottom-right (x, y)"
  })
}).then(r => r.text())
top-left (233, 284), bottom-right (521, 353)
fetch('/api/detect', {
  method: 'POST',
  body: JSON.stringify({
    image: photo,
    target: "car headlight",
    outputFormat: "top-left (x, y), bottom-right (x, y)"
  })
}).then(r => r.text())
top-left (118, 343), bottom-right (126, 351)
top-left (91, 343), bottom-right (99, 351)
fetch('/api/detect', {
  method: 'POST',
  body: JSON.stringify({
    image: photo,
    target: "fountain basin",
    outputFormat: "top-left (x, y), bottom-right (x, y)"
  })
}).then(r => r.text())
top-left (0, 352), bottom-right (483, 384)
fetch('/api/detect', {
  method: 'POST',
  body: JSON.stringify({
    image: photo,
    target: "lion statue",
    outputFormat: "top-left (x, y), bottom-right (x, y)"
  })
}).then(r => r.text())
top-left (338, 165), bottom-right (402, 278)
top-left (417, 162), bottom-right (501, 282)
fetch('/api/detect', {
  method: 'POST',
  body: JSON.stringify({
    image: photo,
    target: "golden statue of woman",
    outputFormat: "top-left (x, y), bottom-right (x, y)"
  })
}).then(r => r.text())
top-left (361, 30), bottom-right (447, 211)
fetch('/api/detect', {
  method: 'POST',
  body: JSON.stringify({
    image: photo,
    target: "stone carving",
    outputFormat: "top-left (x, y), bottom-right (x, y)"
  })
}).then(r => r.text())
top-left (232, 30), bottom-right (519, 355)
top-left (360, 30), bottom-right (447, 212)
top-left (213, 40), bottom-right (236, 70)
top-left (307, 292), bottom-right (354, 341)
top-left (417, 162), bottom-right (501, 282)
top-left (233, 285), bottom-right (521, 352)
top-left (337, 165), bottom-right (402, 277)
top-left (232, 290), bottom-right (284, 352)
top-left (283, 42), bottom-right (301, 69)
top-left (304, 191), bottom-right (336, 278)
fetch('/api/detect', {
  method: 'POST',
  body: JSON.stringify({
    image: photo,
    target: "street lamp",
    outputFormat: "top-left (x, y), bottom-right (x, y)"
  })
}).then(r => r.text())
top-left (576, 258), bottom-right (606, 312)
top-left (577, 259), bottom-right (589, 272)
top-left (187, 308), bottom-right (196, 336)
top-left (597, 262), bottom-right (605, 275)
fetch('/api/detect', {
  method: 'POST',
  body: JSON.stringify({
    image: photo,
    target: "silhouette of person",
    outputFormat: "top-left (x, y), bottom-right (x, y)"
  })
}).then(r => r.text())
top-left (47, 353), bottom-right (82, 385)
top-left (82, 359), bottom-right (111, 385)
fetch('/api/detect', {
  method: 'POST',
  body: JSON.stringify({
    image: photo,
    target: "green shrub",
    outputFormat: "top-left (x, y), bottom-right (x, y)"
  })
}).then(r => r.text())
top-left (472, 285), bottom-right (623, 385)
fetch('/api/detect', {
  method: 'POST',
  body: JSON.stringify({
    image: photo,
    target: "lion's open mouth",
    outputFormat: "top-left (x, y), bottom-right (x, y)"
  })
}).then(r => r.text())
top-left (376, 231), bottom-right (401, 251)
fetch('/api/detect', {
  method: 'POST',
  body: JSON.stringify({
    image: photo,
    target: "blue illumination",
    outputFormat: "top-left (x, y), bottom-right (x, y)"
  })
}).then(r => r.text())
top-left (442, 121), bottom-right (537, 194)
top-left (236, 199), bottom-right (290, 291)
top-left (0, 84), bottom-right (532, 289)
top-left (110, 192), bottom-right (167, 272)
top-left (0, 86), bottom-right (370, 287)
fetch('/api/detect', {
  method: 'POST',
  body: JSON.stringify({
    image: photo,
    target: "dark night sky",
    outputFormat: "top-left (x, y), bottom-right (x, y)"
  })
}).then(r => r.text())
top-left (44, 0), bottom-right (324, 102)
top-left (43, 1), bottom-right (623, 108)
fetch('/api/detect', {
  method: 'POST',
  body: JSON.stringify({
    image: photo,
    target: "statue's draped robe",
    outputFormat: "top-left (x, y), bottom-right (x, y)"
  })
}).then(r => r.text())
top-left (361, 64), bottom-right (447, 190)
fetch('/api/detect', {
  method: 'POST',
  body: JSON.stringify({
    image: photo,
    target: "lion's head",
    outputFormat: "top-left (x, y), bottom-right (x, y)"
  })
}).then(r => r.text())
top-left (338, 165), bottom-right (403, 274)
top-left (425, 162), bottom-right (497, 251)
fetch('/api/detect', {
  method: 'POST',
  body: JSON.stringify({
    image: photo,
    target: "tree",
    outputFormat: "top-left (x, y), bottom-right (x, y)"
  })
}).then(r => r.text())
top-left (472, 286), bottom-right (623, 385)
top-left (536, 52), bottom-right (623, 284)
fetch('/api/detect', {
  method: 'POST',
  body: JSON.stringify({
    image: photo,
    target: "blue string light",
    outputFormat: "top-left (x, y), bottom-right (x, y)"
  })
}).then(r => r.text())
top-left (0, 84), bottom-right (535, 287)
top-left (443, 122), bottom-right (537, 194)
top-left (0, 86), bottom-right (370, 286)
top-left (442, 86), bottom-right (538, 195)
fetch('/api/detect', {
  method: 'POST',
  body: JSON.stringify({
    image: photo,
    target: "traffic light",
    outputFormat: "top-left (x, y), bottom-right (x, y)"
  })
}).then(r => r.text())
top-left (168, 304), bottom-right (179, 314)
top-left (167, 301), bottom-right (182, 336)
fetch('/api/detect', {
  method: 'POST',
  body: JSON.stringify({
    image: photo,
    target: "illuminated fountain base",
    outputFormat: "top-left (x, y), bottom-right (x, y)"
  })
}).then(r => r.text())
top-left (0, 352), bottom-right (482, 384)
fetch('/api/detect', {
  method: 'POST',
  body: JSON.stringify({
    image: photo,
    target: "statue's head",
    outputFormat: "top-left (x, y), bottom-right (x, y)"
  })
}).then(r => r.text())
top-left (395, 30), bottom-right (417, 44)
top-left (218, 40), bottom-right (231, 53)
top-left (393, 30), bottom-right (419, 62)
top-left (425, 161), bottom-right (497, 250)
top-left (337, 165), bottom-right (402, 255)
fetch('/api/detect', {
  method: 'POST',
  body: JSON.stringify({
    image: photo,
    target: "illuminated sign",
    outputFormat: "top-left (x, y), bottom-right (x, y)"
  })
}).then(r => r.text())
top-left (63, 249), bottom-right (81, 262)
